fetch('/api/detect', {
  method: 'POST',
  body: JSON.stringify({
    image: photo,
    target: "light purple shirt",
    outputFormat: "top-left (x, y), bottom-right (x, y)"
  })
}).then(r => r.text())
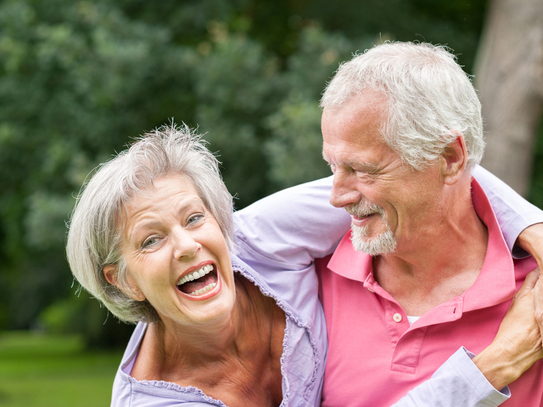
top-left (111, 254), bottom-right (327, 407)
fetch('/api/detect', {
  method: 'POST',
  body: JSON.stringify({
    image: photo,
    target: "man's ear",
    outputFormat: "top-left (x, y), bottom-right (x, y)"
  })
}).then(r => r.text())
top-left (440, 133), bottom-right (468, 185)
top-left (103, 264), bottom-right (145, 301)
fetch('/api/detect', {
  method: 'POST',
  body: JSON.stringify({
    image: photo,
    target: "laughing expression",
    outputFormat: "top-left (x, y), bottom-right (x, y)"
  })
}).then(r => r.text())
top-left (118, 174), bottom-right (236, 328)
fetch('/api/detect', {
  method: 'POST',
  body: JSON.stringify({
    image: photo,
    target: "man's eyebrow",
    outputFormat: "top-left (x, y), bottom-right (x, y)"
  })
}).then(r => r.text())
top-left (322, 150), bottom-right (331, 163)
top-left (345, 160), bottom-right (380, 172)
top-left (332, 158), bottom-right (381, 173)
top-left (321, 150), bottom-right (380, 173)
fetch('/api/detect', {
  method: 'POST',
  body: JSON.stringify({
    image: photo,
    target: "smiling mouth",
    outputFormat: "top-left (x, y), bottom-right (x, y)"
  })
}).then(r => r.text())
top-left (176, 264), bottom-right (218, 296)
top-left (354, 213), bottom-right (375, 220)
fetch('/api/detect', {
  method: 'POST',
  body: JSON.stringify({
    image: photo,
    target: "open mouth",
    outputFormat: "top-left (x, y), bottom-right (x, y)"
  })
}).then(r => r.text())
top-left (176, 264), bottom-right (218, 296)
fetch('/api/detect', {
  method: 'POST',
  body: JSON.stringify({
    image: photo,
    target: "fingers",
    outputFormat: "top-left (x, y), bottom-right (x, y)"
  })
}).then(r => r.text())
top-left (533, 271), bottom-right (543, 334)
top-left (515, 268), bottom-right (540, 299)
top-left (474, 270), bottom-right (542, 389)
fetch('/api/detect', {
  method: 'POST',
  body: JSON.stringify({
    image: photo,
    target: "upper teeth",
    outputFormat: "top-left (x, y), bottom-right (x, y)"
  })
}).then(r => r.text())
top-left (177, 264), bottom-right (213, 286)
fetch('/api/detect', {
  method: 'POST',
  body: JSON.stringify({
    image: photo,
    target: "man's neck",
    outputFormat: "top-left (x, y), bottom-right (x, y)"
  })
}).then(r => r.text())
top-left (373, 181), bottom-right (489, 316)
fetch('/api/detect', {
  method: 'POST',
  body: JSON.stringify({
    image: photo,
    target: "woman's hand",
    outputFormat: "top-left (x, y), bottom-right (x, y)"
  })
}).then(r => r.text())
top-left (516, 223), bottom-right (543, 337)
top-left (472, 268), bottom-right (543, 390)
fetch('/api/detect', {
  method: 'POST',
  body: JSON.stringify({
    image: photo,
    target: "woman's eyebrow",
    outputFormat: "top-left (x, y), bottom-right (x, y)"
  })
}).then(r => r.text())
top-left (128, 197), bottom-right (206, 236)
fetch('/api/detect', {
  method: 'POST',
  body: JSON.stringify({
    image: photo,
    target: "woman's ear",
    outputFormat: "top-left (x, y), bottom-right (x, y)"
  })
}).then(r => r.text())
top-left (103, 264), bottom-right (118, 286)
top-left (439, 133), bottom-right (468, 185)
top-left (103, 264), bottom-right (146, 301)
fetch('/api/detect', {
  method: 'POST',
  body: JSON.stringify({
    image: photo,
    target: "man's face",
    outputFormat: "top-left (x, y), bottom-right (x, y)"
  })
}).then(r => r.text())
top-left (321, 89), bottom-right (444, 256)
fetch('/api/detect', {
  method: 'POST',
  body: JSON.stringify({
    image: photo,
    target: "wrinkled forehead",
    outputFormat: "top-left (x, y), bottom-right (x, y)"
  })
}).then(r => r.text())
top-left (117, 172), bottom-right (200, 227)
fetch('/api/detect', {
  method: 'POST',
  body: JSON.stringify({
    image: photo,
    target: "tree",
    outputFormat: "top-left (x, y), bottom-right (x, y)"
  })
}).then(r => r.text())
top-left (475, 0), bottom-right (543, 196)
top-left (0, 0), bottom-right (498, 347)
top-left (0, 0), bottom-right (201, 336)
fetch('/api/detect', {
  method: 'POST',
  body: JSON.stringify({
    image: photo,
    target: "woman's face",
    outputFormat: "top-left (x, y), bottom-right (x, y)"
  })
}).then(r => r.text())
top-left (115, 174), bottom-right (236, 328)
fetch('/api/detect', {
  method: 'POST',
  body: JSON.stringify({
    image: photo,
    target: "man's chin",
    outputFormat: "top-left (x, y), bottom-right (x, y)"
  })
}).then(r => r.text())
top-left (350, 226), bottom-right (396, 256)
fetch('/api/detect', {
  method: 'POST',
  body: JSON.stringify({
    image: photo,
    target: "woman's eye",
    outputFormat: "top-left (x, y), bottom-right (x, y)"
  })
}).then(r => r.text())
top-left (142, 237), bottom-right (159, 249)
top-left (187, 213), bottom-right (204, 225)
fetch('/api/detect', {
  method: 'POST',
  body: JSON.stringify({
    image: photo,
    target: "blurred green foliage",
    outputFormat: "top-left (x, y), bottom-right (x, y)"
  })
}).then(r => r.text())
top-left (5, 0), bottom-right (537, 348)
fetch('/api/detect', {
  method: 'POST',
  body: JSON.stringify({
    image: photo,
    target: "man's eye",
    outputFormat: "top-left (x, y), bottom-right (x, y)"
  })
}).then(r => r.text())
top-left (354, 171), bottom-right (375, 181)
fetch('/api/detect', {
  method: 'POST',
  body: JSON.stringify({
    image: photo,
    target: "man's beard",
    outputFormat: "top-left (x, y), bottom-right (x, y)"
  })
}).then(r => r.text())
top-left (347, 202), bottom-right (396, 256)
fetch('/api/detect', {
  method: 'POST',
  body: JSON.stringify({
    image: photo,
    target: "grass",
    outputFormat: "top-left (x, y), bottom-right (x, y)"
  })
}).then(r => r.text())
top-left (0, 331), bottom-right (123, 407)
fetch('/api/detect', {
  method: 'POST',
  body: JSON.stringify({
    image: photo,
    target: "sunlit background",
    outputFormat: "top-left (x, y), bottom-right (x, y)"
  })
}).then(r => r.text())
top-left (0, 0), bottom-right (541, 405)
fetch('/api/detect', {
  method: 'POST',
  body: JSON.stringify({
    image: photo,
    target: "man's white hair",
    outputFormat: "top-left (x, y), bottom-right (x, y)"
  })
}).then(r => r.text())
top-left (321, 42), bottom-right (485, 170)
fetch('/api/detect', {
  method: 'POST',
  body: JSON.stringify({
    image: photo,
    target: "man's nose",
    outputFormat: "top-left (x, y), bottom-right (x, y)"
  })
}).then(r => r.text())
top-left (172, 228), bottom-right (202, 260)
top-left (329, 171), bottom-right (361, 208)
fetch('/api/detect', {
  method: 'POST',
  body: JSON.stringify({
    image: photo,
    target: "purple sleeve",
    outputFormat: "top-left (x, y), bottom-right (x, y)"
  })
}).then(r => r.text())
top-left (233, 176), bottom-right (350, 271)
top-left (392, 347), bottom-right (509, 407)
top-left (473, 165), bottom-right (543, 257)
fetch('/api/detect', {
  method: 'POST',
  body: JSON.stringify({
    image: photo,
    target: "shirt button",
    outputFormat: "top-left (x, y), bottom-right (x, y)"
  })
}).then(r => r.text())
top-left (367, 287), bottom-right (375, 293)
top-left (393, 313), bottom-right (402, 323)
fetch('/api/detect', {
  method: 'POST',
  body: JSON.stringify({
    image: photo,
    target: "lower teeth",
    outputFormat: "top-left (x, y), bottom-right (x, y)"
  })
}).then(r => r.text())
top-left (190, 282), bottom-right (217, 296)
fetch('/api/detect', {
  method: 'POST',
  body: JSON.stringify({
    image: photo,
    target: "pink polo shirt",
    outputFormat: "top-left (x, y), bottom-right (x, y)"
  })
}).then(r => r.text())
top-left (316, 180), bottom-right (543, 406)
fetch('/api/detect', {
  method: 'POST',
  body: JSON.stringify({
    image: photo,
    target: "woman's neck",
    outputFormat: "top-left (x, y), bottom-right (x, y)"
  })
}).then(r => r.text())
top-left (163, 275), bottom-right (266, 364)
top-left (131, 274), bottom-right (285, 406)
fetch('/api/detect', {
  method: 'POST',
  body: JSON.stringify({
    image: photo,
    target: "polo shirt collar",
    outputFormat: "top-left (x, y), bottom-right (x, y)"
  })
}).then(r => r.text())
top-left (463, 178), bottom-right (516, 310)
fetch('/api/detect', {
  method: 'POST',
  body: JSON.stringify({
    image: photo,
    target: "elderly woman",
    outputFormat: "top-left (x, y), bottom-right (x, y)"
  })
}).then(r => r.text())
top-left (67, 124), bottom-right (541, 407)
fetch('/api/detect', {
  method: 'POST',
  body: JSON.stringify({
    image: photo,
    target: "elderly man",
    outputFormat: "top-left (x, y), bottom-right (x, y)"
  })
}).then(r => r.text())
top-left (234, 42), bottom-right (543, 406)
top-left (317, 42), bottom-right (542, 406)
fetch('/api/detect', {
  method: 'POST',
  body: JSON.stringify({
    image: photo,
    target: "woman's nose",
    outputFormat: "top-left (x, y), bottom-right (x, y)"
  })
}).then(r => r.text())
top-left (172, 229), bottom-right (202, 260)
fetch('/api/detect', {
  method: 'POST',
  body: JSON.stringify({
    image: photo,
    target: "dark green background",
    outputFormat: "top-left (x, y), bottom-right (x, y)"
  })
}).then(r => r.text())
top-left (0, 0), bottom-right (541, 347)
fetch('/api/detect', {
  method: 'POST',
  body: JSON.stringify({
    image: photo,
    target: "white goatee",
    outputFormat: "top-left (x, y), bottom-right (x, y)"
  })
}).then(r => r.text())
top-left (347, 202), bottom-right (396, 256)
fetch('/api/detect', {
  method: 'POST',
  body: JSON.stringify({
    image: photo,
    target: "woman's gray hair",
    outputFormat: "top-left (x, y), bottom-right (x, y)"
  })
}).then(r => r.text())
top-left (66, 123), bottom-right (234, 324)
top-left (320, 41), bottom-right (485, 170)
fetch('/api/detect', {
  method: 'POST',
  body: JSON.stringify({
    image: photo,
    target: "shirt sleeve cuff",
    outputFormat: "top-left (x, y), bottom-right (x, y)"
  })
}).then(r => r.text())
top-left (506, 220), bottom-right (543, 259)
top-left (456, 347), bottom-right (511, 402)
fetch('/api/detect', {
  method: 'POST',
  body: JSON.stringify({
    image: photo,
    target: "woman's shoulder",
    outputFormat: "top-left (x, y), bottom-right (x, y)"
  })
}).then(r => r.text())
top-left (111, 322), bottom-right (227, 406)
top-left (119, 322), bottom-right (147, 368)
